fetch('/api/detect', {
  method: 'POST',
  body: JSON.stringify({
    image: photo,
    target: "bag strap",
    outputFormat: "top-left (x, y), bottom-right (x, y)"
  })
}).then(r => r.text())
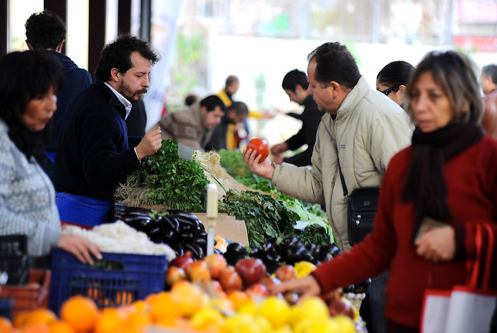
top-left (469, 223), bottom-right (495, 290)
top-left (335, 144), bottom-right (349, 198)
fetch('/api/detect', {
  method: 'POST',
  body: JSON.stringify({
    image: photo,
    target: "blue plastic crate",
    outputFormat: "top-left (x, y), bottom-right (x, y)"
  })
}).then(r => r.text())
top-left (0, 298), bottom-right (13, 320)
top-left (49, 249), bottom-right (167, 315)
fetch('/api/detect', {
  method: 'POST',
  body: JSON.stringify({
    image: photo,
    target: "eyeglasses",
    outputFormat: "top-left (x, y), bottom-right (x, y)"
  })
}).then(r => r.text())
top-left (380, 85), bottom-right (399, 96)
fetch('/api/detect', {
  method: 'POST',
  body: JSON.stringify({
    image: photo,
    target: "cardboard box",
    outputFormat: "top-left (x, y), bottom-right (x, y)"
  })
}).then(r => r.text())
top-left (194, 213), bottom-right (249, 246)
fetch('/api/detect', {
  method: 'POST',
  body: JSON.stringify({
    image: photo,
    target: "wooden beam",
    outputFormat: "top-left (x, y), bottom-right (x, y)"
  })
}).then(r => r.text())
top-left (44, 0), bottom-right (67, 54)
top-left (88, 0), bottom-right (106, 82)
top-left (140, 0), bottom-right (151, 41)
top-left (0, 0), bottom-right (8, 56)
top-left (118, 0), bottom-right (131, 35)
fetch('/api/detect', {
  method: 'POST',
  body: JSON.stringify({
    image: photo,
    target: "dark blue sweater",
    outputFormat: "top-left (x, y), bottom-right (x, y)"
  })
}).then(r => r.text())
top-left (53, 79), bottom-right (142, 201)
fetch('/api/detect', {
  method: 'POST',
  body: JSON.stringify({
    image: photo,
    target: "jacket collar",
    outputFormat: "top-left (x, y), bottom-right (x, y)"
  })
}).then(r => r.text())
top-left (95, 78), bottom-right (127, 119)
top-left (302, 95), bottom-right (314, 107)
top-left (321, 76), bottom-right (369, 135)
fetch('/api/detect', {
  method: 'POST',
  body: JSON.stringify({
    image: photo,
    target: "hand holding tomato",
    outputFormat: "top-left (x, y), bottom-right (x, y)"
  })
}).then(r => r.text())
top-left (246, 139), bottom-right (269, 162)
top-left (243, 139), bottom-right (275, 180)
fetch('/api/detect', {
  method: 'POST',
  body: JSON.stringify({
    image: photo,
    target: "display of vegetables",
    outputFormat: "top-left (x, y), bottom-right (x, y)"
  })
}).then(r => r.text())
top-left (219, 189), bottom-right (299, 247)
top-left (115, 140), bottom-right (209, 212)
top-left (218, 149), bottom-right (252, 177)
top-left (115, 206), bottom-right (211, 259)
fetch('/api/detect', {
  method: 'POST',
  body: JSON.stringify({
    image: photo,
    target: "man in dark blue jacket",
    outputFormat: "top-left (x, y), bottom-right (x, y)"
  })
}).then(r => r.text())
top-left (270, 69), bottom-right (324, 167)
top-left (25, 11), bottom-right (92, 181)
top-left (53, 36), bottom-right (162, 228)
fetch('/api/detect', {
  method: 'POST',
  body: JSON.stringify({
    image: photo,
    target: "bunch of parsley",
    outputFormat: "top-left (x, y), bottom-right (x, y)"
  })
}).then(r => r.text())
top-left (219, 189), bottom-right (299, 247)
top-left (130, 140), bottom-right (209, 212)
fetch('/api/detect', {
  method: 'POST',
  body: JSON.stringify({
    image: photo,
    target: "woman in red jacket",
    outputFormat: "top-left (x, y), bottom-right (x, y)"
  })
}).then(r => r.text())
top-left (272, 51), bottom-right (497, 332)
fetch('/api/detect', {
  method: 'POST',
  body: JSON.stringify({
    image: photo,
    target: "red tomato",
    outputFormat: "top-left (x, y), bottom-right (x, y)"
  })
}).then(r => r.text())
top-left (246, 138), bottom-right (269, 162)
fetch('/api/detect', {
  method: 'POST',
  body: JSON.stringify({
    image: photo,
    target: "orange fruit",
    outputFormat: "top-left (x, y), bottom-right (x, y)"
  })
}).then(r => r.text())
top-left (150, 292), bottom-right (181, 322)
top-left (13, 312), bottom-right (30, 328)
top-left (24, 309), bottom-right (57, 327)
top-left (0, 317), bottom-right (14, 333)
top-left (170, 281), bottom-right (206, 317)
top-left (228, 291), bottom-right (251, 310)
top-left (20, 323), bottom-right (51, 333)
top-left (48, 321), bottom-right (75, 333)
top-left (94, 309), bottom-right (125, 333)
top-left (123, 325), bottom-right (148, 333)
top-left (144, 294), bottom-right (157, 307)
top-left (60, 296), bottom-right (98, 333)
top-left (126, 311), bottom-right (152, 327)
top-left (132, 300), bottom-right (149, 313)
top-left (156, 317), bottom-right (194, 331)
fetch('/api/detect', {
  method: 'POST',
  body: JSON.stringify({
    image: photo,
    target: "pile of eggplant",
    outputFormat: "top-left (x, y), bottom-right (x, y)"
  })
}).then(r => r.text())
top-left (223, 236), bottom-right (341, 275)
top-left (115, 206), bottom-right (208, 259)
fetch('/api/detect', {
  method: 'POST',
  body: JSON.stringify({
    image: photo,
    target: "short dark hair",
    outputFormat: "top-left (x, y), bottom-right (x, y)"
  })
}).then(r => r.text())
top-left (0, 51), bottom-right (64, 162)
top-left (406, 51), bottom-right (483, 125)
top-left (185, 94), bottom-right (198, 107)
top-left (25, 10), bottom-right (66, 50)
top-left (282, 69), bottom-right (309, 92)
top-left (482, 64), bottom-right (497, 84)
top-left (200, 95), bottom-right (226, 113)
top-left (95, 35), bottom-right (160, 82)
top-left (225, 75), bottom-right (239, 89)
top-left (377, 61), bottom-right (414, 92)
top-left (307, 42), bottom-right (360, 89)
top-left (228, 102), bottom-right (249, 116)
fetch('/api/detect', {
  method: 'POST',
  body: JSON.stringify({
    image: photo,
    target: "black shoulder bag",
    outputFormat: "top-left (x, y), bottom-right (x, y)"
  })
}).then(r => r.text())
top-left (336, 151), bottom-right (379, 246)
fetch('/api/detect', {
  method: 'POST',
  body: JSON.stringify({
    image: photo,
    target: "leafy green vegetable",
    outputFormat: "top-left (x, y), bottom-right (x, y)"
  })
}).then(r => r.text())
top-left (118, 140), bottom-right (209, 212)
top-left (295, 220), bottom-right (334, 246)
top-left (218, 150), bottom-right (253, 177)
top-left (219, 190), bottom-right (299, 247)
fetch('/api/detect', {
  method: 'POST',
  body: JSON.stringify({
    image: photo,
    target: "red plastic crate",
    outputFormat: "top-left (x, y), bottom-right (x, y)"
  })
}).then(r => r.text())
top-left (0, 270), bottom-right (51, 319)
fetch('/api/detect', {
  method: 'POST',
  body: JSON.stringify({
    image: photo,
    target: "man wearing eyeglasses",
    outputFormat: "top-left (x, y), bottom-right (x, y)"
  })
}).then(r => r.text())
top-left (244, 42), bottom-right (413, 333)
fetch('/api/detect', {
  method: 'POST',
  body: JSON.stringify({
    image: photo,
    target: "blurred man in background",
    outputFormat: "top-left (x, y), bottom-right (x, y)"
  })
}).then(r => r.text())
top-left (270, 69), bottom-right (323, 166)
top-left (481, 64), bottom-right (497, 139)
top-left (25, 10), bottom-right (92, 181)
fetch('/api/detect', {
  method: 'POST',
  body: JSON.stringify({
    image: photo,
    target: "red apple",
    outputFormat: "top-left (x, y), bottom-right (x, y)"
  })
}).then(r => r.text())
top-left (275, 265), bottom-right (296, 282)
top-left (235, 258), bottom-right (267, 286)
top-left (219, 270), bottom-right (243, 293)
top-left (324, 290), bottom-right (354, 319)
top-left (204, 254), bottom-right (227, 279)
top-left (246, 283), bottom-right (269, 298)
top-left (166, 266), bottom-right (186, 286)
top-left (186, 260), bottom-right (211, 282)
top-left (170, 251), bottom-right (194, 270)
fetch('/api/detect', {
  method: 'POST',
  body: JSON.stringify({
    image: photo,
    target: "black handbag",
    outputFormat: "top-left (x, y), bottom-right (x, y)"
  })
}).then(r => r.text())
top-left (336, 152), bottom-right (379, 246)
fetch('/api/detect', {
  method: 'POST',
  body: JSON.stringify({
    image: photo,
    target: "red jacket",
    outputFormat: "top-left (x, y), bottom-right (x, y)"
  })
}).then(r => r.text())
top-left (312, 136), bottom-right (497, 328)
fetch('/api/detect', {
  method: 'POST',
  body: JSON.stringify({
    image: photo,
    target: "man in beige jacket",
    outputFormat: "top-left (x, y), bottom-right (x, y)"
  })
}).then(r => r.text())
top-left (244, 42), bottom-right (412, 333)
top-left (153, 95), bottom-right (225, 152)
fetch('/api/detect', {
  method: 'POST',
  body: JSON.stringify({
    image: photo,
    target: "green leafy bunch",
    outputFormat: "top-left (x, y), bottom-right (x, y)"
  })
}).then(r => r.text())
top-left (219, 189), bottom-right (299, 247)
top-left (133, 140), bottom-right (209, 212)
top-left (218, 150), bottom-right (253, 177)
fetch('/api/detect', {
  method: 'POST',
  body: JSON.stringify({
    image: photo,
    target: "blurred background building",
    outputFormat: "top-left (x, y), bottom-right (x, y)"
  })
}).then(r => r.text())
top-left (2, 0), bottom-right (497, 144)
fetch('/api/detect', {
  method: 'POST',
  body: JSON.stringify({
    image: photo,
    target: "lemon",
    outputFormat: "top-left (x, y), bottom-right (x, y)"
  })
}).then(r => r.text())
top-left (257, 296), bottom-right (290, 329)
top-left (237, 301), bottom-right (257, 315)
top-left (232, 322), bottom-right (264, 333)
top-left (308, 319), bottom-right (340, 333)
top-left (294, 261), bottom-right (317, 278)
top-left (333, 315), bottom-right (356, 333)
top-left (293, 317), bottom-right (315, 333)
top-left (253, 315), bottom-right (272, 333)
top-left (190, 307), bottom-right (225, 331)
top-left (225, 313), bottom-right (252, 331)
top-left (272, 325), bottom-right (293, 333)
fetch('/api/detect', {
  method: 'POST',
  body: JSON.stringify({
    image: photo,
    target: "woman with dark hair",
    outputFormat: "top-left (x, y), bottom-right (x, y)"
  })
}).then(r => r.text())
top-left (0, 51), bottom-right (100, 263)
top-left (377, 60), bottom-right (414, 108)
top-left (273, 51), bottom-right (497, 333)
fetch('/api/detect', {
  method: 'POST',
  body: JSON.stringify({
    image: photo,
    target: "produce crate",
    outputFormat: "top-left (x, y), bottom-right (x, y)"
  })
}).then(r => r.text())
top-left (0, 235), bottom-right (29, 285)
top-left (0, 270), bottom-right (51, 319)
top-left (49, 249), bottom-right (168, 315)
